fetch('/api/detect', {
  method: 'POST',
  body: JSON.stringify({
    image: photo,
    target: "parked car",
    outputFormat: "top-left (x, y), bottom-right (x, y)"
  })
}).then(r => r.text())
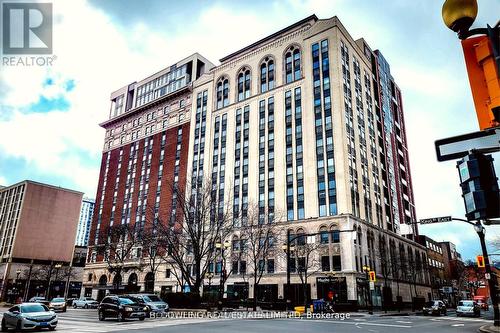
top-left (49, 298), bottom-right (67, 312)
top-left (123, 294), bottom-right (169, 316)
top-left (1, 303), bottom-right (57, 331)
top-left (422, 300), bottom-right (447, 316)
top-left (28, 297), bottom-right (50, 307)
top-left (98, 296), bottom-right (147, 322)
top-left (456, 300), bottom-right (481, 317)
top-left (73, 297), bottom-right (99, 309)
top-left (473, 296), bottom-right (489, 310)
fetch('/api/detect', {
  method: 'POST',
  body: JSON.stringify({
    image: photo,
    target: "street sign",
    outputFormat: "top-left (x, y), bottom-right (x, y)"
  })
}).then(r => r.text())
top-left (369, 281), bottom-right (375, 290)
top-left (419, 216), bottom-right (452, 224)
top-left (435, 127), bottom-right (500, 162)
top-left (485, 273), bottom-right (491, 280)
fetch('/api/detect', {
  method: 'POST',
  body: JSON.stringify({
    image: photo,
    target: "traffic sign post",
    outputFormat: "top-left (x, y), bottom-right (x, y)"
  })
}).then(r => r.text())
top-left (435, 127), bottom-right (500, 162)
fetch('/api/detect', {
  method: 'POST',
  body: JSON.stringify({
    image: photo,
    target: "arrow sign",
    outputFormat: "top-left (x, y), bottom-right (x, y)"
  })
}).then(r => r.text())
top-left (435, 128), bottom-right (500, 162)
top-left (419, 216), bottom-right (452, 224)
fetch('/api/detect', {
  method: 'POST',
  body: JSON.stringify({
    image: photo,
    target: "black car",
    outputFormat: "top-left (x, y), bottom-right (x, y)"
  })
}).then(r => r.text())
top-left (98, 296), bottom-right (147, 322)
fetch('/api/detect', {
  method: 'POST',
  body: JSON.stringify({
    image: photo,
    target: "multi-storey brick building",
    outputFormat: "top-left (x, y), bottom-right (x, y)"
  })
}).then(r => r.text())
top-left (84, 15), bottom-right (430, 307)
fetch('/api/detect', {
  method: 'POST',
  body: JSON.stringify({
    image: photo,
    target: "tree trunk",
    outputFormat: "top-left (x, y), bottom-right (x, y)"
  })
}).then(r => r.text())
top-left (253, 275), bottom-right (257, 311)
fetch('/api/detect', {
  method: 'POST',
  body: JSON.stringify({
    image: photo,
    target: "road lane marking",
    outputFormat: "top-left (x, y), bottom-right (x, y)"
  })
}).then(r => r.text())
top-left (282, 319), bottom-right (411, 328)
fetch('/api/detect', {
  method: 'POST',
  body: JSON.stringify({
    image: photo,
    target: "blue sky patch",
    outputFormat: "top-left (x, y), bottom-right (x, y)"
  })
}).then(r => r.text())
top-left (25, 95), bottom-right (70, 113)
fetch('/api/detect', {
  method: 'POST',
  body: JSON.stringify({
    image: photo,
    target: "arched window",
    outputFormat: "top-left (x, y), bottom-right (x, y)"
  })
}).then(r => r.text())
top-left (319, 226), bottom-right (329, 244)
top-left (296, 228), bottom-right (306, 246)
top-left (284, 45), bottom-right (301, 83)
top-left (260, 57), bottom-right (275, 93)
top-left (237, 67), bottom-right (251, 101)
top-left (216, 76), bottom-right (229, 109)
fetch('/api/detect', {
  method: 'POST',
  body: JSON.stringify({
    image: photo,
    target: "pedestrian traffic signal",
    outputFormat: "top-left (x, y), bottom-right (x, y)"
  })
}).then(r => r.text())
top-left (457, 152), bottom-right (500, 221)
top-left (369, 271), bottom-right (376, 282)
top-left (477, 255), bottom-right (485, 268)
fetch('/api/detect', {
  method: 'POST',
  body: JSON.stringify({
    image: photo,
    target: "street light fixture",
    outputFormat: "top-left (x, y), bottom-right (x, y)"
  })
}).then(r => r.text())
top-left (442, 0), bottom-right (478, 34)
top-left (362, 265), bottom-right (373, 315)
top-left (216, 239), bottom-right (230, 310)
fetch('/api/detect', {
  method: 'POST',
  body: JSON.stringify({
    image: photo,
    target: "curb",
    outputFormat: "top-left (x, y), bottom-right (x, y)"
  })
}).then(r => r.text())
top-left (478, 324), bottom-right (500, 333)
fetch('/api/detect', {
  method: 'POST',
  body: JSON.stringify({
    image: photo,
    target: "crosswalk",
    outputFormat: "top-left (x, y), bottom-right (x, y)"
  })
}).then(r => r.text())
top-left (54, 310), bottom-right (222, 333)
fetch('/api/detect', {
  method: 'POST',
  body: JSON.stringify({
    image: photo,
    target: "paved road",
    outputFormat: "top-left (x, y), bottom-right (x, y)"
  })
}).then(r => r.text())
top-left (0, 308), bottom-right (496, 332)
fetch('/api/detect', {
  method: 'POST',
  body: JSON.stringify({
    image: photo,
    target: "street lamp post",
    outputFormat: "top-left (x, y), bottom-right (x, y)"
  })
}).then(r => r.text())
top-left (215, 240), bottom-right (230, 310)
top-left (473, 222), bottom-right (500, 326)
top-left (362, 264), bottom-right (373, 315)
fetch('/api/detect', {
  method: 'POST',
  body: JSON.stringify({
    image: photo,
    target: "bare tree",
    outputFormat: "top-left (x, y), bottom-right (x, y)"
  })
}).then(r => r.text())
top-left (95, 223), bottom-right (142, 289)
top-left (236, 204), bottom-right (279, 310)
top-left (139, 221), bottom-right (170, 292)
top-left (154, 179), bottom-right (233, 294)
top-left (293, 233), bottom-right (322, 308)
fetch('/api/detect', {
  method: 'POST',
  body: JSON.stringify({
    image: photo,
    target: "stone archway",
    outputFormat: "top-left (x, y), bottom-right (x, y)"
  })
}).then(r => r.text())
top-left (144, 272), bottom-right (155, 293)
top-left (127, 273), bottom-right (139, 292)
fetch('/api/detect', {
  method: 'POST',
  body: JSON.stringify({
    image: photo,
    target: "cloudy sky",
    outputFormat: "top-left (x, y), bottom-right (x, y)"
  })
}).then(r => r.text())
top-left (1, 0), bottom-right (499, 260)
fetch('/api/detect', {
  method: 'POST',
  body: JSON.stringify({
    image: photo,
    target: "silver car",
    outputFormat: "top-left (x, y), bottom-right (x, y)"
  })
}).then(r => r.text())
top-left (1, 303), bottom-right (57, 331)
top-left (73, 297), bottom-right (99, 309)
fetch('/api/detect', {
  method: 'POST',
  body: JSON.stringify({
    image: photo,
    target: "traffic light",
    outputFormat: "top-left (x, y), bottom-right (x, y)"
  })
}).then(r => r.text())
top-left (477, 255), bottom-right (485, 268)
top-left (457, 152), bottom-right (500, 221)
top-left (462, 34), bottom-right (500, 130)
top-left (369, 271), bottom-right (376, 282)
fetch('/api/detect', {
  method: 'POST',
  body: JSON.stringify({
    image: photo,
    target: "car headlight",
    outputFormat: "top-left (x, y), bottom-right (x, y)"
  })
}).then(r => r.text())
top-left (143, 307), bottom-right (148, 311)
top-left (124, 307), bottom-right (133, 312)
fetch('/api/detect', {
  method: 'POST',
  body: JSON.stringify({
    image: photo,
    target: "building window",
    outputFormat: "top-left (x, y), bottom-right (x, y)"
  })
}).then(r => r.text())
top-left (216, 76), bottom-right (230, 109)
top-left (331, 230), bottom-right (340, 243)
top-left (166, 269), bottom-right (171, 278)
top-left (237, 67), bottom-right (251, 101)
top-left (320, 229), bottom-right (329, 244)
top-left (260, 56), bottom-right (275, 93)
top-left (285, 45), bottom-right (301, 83)
top-left (267, 259), bottom-right (275, 273)
top-left (321, 256), bottom-right (330, 271)
top-left (332, 255), bottom-right (341, 271)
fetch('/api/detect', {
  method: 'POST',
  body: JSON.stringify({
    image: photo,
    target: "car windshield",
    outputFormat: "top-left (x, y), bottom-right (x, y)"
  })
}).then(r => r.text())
top-left (144, 295), bottom-right (162, 302)
top-left (459, 301), bottom-right (474, 306)
top-left (118, 298), bottom-right (135, 305)
top-left (51, 298), bottom-right (64, 302)
top-left (425, 301), bottom-right (436, 307)
top-left (85, 298), bottom-right (95, 301)
top-left (22, 305), bottom-right (49, 313)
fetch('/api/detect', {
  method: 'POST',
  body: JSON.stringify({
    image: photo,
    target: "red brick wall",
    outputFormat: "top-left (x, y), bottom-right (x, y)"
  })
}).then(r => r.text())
top-left (88, 122), bottom-right (190, 263)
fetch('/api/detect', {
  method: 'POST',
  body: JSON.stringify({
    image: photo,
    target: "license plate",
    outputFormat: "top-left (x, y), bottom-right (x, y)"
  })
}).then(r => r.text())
top-left (40, 323), bottom-right (48, 327)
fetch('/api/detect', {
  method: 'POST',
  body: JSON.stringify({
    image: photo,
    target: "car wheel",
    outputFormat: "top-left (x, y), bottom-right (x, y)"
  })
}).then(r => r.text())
top-left (98, 311), bottom-right (105, 321)
top-left (1, 318), bottom-right (7, 332)
top-left (139, 317), bottom-right (145, 321)
top-left (48, 327), bottom-right (56, 331)
top-left (117, 312), bottom-right (125, 322)
top-left (84, 304), bottom-right (88, 309)
top-left (16, 320), bottom-right (22, 331)
top-left (73, 304), bottom-right (78, 309)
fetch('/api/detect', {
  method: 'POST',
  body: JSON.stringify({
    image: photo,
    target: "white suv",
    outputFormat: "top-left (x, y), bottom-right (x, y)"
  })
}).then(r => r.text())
top-left (73, 297), bottom-right (99, 309)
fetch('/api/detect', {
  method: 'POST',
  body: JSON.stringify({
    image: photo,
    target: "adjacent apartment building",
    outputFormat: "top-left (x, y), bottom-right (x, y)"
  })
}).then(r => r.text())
top-left (84, 15), bottom-right (429, 306)
top-left (0, 180), bottom-right (83, 301)
top-left (76, 198), bottom-right (95, 247)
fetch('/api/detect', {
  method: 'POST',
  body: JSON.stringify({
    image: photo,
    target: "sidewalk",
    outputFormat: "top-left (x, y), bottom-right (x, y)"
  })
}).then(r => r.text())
top-left (478, 324), bottom-right (500, 333)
